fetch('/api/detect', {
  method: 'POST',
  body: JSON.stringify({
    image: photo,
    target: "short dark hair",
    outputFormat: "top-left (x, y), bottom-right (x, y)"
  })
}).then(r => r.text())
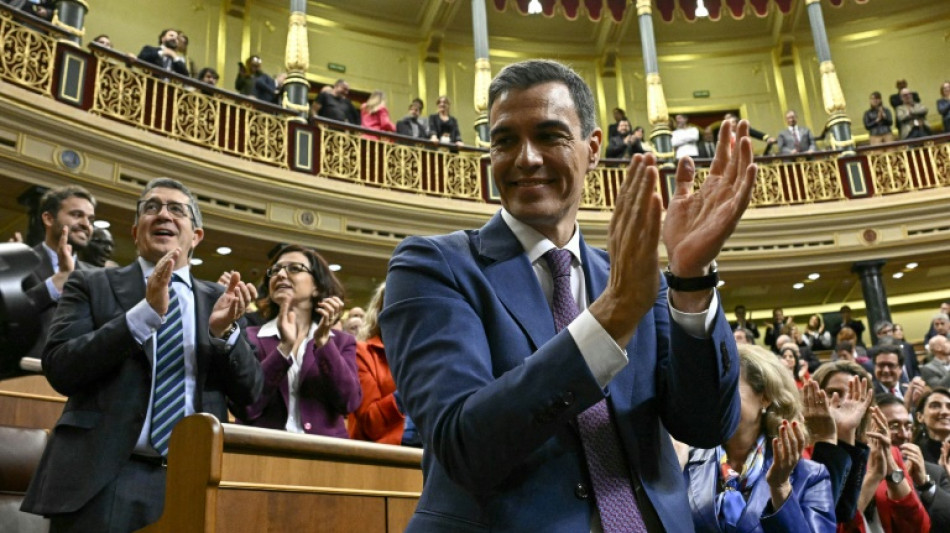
top-left (39, 185), bottom-right (96, 217)
top-left (735, 305), bottom-right (746, 313)
top-left (135, 178), bottom-right (202, 228)
top-left (488, 59), bottom-right (596, 138)
top-left (260, 244), bottom-right (345, 324)
top-left (158, 29), bottom-right (176, 44)
top-left (870, 91), bottom-right (882, 99)
top-left (197, 67), bottom-right (219, 82)
top-left (840, 305), bottom-right (852, 312)
top-left (411, 98), bottom-right (424, 110)
top-left (875, 393), bottom-right (903, 410)
top-left (871, 344), bottom-right (904, 366)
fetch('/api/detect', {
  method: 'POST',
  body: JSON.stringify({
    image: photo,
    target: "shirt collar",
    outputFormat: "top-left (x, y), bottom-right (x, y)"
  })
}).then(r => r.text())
top-left (257, 318), bottom-right (322, 339)
top-left (41, 241), bottom-right (77, 268)
top-left (500, 209), bottom-right (582, 266)
top-left (137, 256), bottom-right (193, 289)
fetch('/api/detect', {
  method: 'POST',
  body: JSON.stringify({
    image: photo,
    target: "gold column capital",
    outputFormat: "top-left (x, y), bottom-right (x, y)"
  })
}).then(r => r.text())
top-left (636, 0), bottom-right (652, 16)
top-left (645, 73), bottom-right (669, 128)
top-left (284, 11), bottom-right (309, 74)
top-left (51, 11), bottom-right (84, 39)
top-left (473, 57), bottom-right (492, 115)
top-left (819, 60), bottom-right (847, 115)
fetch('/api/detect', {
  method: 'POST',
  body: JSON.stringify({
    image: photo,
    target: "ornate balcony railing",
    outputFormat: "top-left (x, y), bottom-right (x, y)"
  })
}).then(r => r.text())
top-left (2, 5), bottom-right (948, 213)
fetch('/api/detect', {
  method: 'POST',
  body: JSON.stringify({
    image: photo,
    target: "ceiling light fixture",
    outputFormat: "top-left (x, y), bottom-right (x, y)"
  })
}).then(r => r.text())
top-left (905, 262), bottom-right (918, 269)
top-left (892, 272), bottom-right (904, 279)
top-left (216, 246), bottom-right (232, 255)
top-left (329, 264), bottom-right (342, 272)
top-left (793, 282), bottom-right (805, 290)
top-left (527, 0), bottom-right (542, 15)
top-left (696, 0), bottom-right (709, 18)
top-left (808, 273), bottom-right (820, 280)
top-left (93, 220), bottom-right (111, 229)
top-left (190, 258), bottom-right (204, 266)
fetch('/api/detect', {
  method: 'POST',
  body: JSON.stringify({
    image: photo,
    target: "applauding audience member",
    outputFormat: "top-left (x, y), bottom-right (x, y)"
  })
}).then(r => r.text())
top-left (897, 87), bottom-right (930, 139)
top-left (915, 387), bottom-right (950, 465)
top-left (938, 81), bottom-right (950, 134)
top-left (864, 91), bottom-right (896, 145)
top-left (232, 244), bottom-right (361, 437)
top-left (360, 90), bottom-right (396, 140)
top-left (684, 344), bottom-right (836, 532)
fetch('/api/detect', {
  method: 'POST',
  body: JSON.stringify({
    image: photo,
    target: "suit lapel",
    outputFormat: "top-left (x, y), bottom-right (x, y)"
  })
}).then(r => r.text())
top-left (108, 262), bottom-right (146, 312)
top-left (192, 277), bottom-right (216, 389)
top-left (477, 213), bottom-right (555, 350)
top-left (33, 243), bottom-right (54, 279)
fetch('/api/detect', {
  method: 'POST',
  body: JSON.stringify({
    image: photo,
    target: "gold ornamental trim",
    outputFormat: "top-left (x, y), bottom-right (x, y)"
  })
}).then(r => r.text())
top-left (50, 11), bottom-right (83, 37)
top-left (819, 60), bottom-right (847, 115)
top-left (473, 57), bottom-right (492, 115)
top-left (645, 73), bottom-right (669, 127)
top-left (219, 481), bottom-right (421, 499)
top-left (636, 0), bottom-right (652, 16)
top-left (284, 11), bottom-right (309, 74)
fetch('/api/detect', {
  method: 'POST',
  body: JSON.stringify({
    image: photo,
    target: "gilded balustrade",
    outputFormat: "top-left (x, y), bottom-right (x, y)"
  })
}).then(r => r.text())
top-left (1, 6), bottom-right (949, 211)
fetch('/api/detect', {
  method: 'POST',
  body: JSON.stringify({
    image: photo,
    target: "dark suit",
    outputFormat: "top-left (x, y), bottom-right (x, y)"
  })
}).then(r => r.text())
top-left (21, 243), bottom-right (92, 361)
top-left (396, 116), bottom-right (429, 139)
top-left (920, 359), bottom-right (950, 389)
top-left (136, 46), bottom-right (189, 77)
top-left (776, 126), bottom-right (817, 154)
top-left (380, 211), bottom-right (740, 532)
top-left (21, 261), bottom-right (262, 528)
top-left (923, 461), bottom-right (950, 532)
top-left (729, 319), bottom-right (760, 341)
top-left (685, 445), bottom-right (836, 532)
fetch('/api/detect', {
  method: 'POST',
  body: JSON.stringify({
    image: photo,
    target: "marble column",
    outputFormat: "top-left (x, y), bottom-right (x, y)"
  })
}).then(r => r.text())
top-left (805, 0), bottom-right (853, 152)
top-left (282, 0), bottom-right (310, 115)
top-left (471, 0), bottom-right (491, 146)
top-left (636, 0), bottom-right (672, 159)
top-left (852, 260), bottom-right (891, 345)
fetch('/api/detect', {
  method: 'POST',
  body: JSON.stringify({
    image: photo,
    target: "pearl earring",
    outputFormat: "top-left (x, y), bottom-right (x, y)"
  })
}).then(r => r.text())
top-left (761, 407), bottom-right (767, 415)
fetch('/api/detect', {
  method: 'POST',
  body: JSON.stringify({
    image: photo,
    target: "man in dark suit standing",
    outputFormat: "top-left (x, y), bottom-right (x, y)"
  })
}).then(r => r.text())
top-left (21, 178), bottom-right (263, 532)
top-left (137, 29), bottom-right (190, 77)
top-left (20, 185), bottom-right (96, 362)
top-left (776, 110), bottom-right (817, 154)
top-left (381, 60), bottom-right (756, 532)
top-left (729, 304), bottom-right (760, 344)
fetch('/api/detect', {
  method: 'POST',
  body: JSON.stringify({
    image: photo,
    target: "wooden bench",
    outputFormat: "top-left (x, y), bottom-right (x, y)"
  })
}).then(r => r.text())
top-left (141, 414), bottom-right (423, 533)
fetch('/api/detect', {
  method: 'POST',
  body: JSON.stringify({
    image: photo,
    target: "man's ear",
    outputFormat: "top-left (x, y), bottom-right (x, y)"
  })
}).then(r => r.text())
top-left (587, 128), bottom-right (603, 170)
top-left (41, 211), bottom-right (54, 229)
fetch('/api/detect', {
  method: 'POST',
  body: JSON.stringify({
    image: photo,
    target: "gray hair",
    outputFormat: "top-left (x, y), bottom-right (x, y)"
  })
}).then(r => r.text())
top-left (135, 178), bottom-right (202, 228)
top-left (488, 59), bottom-right (597, 138)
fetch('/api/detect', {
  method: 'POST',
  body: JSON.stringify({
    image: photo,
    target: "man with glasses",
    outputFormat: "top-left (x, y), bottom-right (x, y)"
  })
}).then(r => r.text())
top-left (877, 393), bottom-right (950, 530)
top-left (22, 178), bottom-right (263, 532)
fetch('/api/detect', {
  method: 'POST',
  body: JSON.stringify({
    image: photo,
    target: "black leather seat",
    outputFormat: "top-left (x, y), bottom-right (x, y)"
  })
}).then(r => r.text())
top-left (0, 424), bottom-right (49, 532)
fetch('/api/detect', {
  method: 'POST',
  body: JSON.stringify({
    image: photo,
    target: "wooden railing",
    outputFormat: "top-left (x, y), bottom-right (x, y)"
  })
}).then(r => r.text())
top-left (140, 414), bottom-right (423, 533)
top-left (2, 4), bottom-right (949, 211)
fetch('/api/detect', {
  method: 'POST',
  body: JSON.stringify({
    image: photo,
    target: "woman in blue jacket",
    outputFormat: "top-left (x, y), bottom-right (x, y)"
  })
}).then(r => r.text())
top-left (684, 344), bottom-right (837, 532)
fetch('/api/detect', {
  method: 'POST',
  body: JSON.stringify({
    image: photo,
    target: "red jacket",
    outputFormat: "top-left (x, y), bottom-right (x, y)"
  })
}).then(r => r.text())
top-left (348, 336), bottom-right (404, 444)
top-left (838, 446), bottom-right (930, 533)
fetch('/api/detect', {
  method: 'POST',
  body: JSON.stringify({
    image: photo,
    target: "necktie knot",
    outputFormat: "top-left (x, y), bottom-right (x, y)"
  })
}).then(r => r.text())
top-left (543, 248), bottom-right (573, 279)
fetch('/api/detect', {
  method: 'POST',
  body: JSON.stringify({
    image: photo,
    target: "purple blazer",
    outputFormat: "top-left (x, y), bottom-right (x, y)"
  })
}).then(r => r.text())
top-left (233, 325), bottom-right (361, 438)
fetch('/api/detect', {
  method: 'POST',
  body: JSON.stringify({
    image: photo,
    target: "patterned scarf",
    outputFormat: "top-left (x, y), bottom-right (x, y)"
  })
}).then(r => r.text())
top-left (715, 434), bottom-right (767, 531)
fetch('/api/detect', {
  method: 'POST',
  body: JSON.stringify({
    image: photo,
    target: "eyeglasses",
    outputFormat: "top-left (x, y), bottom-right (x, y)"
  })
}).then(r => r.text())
top-left (137, 199), bottom-right (194, 220)
top-left (887, 421), bottom-right (913, 432)
top-left (266, 262), bottom-right (312, 277)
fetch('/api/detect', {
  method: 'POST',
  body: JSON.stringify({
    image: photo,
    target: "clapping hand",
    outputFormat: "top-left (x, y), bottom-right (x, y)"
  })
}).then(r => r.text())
top-left (50, 226), bottom-right (75, 292)
top-left (209, 271), bottom-right (258, 338)
top-left (766, 420), bottom-right (806, 510)
top-left (312, 296), bottom-right (344, 349)
top-left (802, 380), bottom-right (835, 444)
top-left (831, 375), bottom-right (872, 445)
top-left (146, 249), bottom-right (179, 316)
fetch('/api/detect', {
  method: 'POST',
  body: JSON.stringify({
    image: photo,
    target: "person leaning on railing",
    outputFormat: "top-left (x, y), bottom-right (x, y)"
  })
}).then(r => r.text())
top-left (937, 81), bottom-right (950, 134)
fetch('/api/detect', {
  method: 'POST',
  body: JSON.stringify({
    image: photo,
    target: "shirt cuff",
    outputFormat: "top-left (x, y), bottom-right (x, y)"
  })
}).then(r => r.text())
top-left (209, 324), bottom-right (240, 351)
top-left (126, 299), bottom-right (163, 345)
top-left (669, 291), bottom-right (719, 338)
top-left (44, 277), bottom-right (61, 302)
top-left (567, 309), bottom-right (628, 389)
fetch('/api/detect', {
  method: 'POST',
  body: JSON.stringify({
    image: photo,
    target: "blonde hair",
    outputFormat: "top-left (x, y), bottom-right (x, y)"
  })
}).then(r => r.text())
top-left (737, 344), bottom-right (805, 440)
top-left (811, 360), bottom-right (873, 438)
top-left (365, 90), bottom-right (385, 114)
top-left (357, 282), bottom-right (385, 342)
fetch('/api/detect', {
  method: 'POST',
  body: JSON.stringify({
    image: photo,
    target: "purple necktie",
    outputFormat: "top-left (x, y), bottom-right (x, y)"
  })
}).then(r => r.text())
top-left (543, 249), bottom-right (648, 533)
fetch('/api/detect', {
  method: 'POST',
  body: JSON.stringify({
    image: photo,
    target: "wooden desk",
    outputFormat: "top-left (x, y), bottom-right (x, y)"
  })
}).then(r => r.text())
top-left (142, 414), bottom-right (423, 533)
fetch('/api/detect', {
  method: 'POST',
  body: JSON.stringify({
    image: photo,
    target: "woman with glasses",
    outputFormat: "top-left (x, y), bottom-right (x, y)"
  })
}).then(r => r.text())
top-left (231, 244), bottom-right (361, 437)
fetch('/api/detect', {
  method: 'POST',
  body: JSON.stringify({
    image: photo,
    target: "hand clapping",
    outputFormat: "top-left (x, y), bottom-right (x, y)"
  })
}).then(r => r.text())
top-left (209, 270), bottom-right (257, 338)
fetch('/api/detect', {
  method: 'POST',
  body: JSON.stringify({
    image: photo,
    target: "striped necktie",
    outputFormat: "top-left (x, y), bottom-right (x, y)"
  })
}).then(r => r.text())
top-left (543, 249), bottom-right (647, 533)
top-left (150, 277), bottom-right (186, 456)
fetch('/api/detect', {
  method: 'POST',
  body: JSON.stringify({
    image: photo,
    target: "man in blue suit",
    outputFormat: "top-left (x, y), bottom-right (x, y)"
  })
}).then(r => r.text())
top-left (380, 60), bottom-right (757, 532)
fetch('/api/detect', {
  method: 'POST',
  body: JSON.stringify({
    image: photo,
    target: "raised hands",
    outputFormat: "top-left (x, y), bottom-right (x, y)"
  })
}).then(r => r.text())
top-left (51, 226), bottom-right (76, 292)
top-left (904, 377), bottom-right (926, 412)
top-left (588, 152), bottom-right (662, 346)
top-left (312, 296), bottom-right (344, 349)
top-left (275, 299), bottom-right (304, 357)
top-left (146, 248), bottom-right (179, 316)
top-left (766, 419), bottom-right (806, 510)
top-left (941, 441), bottom-right (950, 480)
top-left (899, 442), bottom-right (929, 487)
top-left (831, 376), bottom-right (873, 445)
top-left (662, 119), bottom-right (757, 310)
top-left (209, 270), bottom-right (258, 338)
top-left (802, 380), bottom-right (835, 445)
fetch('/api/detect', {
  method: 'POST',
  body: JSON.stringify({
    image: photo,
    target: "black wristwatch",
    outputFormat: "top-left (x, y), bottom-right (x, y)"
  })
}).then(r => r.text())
top-left (915, 474), bottom-right (934, 492)
top-left (664, 261), bottom-right (718, 292)
top-left (886, 469), bottom-right (905, 485)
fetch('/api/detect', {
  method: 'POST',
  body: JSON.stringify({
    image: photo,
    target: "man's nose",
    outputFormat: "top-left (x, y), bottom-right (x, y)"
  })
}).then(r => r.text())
top-left (515, 141), bottom-right (542, 169)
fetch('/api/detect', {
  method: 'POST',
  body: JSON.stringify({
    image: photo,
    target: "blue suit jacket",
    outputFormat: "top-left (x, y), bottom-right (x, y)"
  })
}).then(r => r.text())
top-left (685, 445), bottom-right (836, 533)
top-left (380, 212), bottom-right (740, 532)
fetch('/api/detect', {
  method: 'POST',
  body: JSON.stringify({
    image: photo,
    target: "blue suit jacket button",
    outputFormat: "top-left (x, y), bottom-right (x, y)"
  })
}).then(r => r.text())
top-left (574, 482), bottom-right (589, 499)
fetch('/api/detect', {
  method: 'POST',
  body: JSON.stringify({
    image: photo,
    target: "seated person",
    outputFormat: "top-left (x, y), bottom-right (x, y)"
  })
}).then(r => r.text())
top-left (778, 342), bottom-right (809, 388)
top-left (684, 344), bottom-right (836, 532)
top-left (231, 245), bottom-right (361, 437)
top-left (137, 28), bottom-right (189, 76)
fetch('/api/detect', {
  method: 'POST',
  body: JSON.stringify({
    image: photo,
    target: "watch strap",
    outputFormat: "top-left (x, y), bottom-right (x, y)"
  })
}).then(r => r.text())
top-left (663, 261), bottom-right (719, 292)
